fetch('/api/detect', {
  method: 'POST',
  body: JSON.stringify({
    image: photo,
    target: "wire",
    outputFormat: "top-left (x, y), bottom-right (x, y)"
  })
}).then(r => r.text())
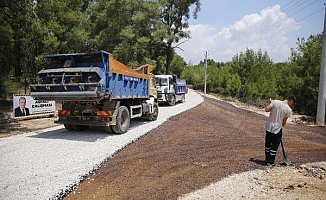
top-left (250, 7), bottom-right (324, 45)
top-left (225, 0), bottom-right (315, 43)
top-left (227, 0), bottom-right (321, 43)
top-left (207, 0), bottom-right (324, 57)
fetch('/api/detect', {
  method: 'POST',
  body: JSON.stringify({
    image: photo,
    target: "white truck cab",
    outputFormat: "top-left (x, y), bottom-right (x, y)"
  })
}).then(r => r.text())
top-left (155, 74), bottom-right (187, 106)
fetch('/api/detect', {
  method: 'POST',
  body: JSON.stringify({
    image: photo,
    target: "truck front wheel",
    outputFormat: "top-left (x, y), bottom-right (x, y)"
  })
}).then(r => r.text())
top-left (168, 95), bottom-right (176, 106)
top-left (147, 103), bottom-right (158, 121)
top-left (181, 94), bottom-right (185, 102)
top-left (111, 106), bottom-right (130, 134)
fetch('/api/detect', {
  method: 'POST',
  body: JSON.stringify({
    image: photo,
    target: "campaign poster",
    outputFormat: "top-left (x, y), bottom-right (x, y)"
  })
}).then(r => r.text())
top-left (13, 95), bottom-right (55, 118)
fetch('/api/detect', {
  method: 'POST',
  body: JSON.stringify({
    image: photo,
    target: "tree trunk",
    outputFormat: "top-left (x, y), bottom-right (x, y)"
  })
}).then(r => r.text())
top-left (166, 42), bottom-right (173, 74)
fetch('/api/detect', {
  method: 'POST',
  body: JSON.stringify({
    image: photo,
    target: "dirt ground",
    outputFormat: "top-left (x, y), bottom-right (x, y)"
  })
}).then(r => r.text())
top-left (1, 94), bottom-right (325, 199)
top-left (0, 116), bottom-right (59, 138)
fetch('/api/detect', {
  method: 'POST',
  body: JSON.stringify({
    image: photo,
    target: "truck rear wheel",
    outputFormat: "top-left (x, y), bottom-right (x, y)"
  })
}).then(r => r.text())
top-left (64, 124), bottom-right (74, 131)
top-left (147, 103), bottom-right (158, 121)
top-left (71, 125), bottom-right (89, 131)
top-left (111, 106), bottom-right (130, 134)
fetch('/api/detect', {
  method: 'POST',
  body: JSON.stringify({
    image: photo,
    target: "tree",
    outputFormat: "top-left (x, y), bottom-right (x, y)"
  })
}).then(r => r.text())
top-left (181, 64), bottom-right (204, 91)
top-left (0, 9), bottom-right (14, 79)
top-left (35, 0), bottom-right (92, 54)
top-left (170, 54), bottom-right (187, 76)
top-left (230, 48), bottom-right (277, 104)
top-left (158, 0), bottom-right (201, 74)
top-left (0, 0), bottom-right (34, 80)
top-left (289, 34), bottom-right (323, 115)
top-left (91, 0), bottom-right (160, 67)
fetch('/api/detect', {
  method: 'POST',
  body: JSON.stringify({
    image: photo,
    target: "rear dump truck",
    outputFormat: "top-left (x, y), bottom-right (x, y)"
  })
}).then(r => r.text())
top-left (30, 50), bottom-right (158, 134)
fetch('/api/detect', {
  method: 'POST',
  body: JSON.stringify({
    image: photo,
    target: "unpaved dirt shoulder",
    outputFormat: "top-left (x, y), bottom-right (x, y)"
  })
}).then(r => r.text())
top-left (180, 162), bottom-right (326, 200)
top-left (0, 117), bottom-right (59, 138)
top-left (202, 93), bottom-right (316, 126)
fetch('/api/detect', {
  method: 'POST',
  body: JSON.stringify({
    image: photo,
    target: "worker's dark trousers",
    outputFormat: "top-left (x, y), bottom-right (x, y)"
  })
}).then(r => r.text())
top-left (265, 129), bottom-right (282, 163)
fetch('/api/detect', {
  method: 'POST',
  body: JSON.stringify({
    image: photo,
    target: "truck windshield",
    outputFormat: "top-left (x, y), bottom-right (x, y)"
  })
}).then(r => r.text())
top-left (155, 77), bottom-right (168, 86)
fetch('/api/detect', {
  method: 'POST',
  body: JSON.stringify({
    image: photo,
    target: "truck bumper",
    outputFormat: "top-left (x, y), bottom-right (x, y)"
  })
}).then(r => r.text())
top-left (157, 93), bottom-right (173, 103)
top-left (55, 116), bottom-right (113, 126)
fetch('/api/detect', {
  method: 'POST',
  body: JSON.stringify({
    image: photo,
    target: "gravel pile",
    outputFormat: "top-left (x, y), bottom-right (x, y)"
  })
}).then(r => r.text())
top-left (0, 89), bottom-right (203, 200)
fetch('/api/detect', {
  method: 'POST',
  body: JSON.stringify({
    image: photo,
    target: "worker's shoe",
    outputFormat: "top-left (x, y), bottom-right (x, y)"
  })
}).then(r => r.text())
top-left (265, 160), bottom-right (275, 166)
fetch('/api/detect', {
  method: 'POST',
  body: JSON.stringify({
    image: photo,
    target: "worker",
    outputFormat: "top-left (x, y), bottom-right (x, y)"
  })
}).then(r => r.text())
top-left (264, 95), bottom-right (296, 166)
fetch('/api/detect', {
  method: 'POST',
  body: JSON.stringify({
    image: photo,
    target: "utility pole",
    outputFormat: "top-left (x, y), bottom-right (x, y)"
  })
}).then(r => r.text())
top-left (204, 51), bottom-right (208, 94)
top-left (316, 4), bottom-right (326, 125)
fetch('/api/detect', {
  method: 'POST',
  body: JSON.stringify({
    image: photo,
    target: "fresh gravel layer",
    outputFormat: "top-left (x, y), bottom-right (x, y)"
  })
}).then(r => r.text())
top-left (0, 89), bottom-right (203, 200)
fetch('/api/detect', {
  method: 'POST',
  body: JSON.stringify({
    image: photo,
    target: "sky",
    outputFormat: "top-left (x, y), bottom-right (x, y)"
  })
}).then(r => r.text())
top-left (175, 0), bottom-right (325, 64)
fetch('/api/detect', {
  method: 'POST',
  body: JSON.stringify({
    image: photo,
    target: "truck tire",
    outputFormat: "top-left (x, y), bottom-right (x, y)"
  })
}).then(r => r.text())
top-left (181, 93), bottom-right (185, 102)
top-left (111, 106), bottom-right (130, 134)
top-left (147, 103), bottom-right (158, 121)
top-left (64, 124), bottom-right (74, 131)
top-left (71, 125), bottom-right (89, 131)
top-left (104, 126), bottom-right (114, 133)
top-left (168, 95), bottom-right (176, 106)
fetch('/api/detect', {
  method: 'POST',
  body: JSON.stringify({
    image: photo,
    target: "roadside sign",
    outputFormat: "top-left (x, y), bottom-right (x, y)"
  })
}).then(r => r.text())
top-left (13, 95), bottom-right (55, 118)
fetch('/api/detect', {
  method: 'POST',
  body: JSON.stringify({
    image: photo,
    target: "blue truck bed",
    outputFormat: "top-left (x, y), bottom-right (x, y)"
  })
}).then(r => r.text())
top-left (30, 50), bottom-right (153, 101)
top-left (172, 74), bottom-right (187, 94)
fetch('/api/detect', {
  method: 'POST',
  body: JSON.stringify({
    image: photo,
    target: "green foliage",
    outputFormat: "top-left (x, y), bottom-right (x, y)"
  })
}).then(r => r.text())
top-left (35, 0), bottom-right (91, 53)
top-left (181, 65), bottom-right (205, 91)
top-left (0, 0), bottom-right (93, 91)
top-left (0, 11), bottom-right (14, 78)
top-left (226, 49), bottom-right (277, 104)
top-left (288, 34), bottom-right (323, 115)
top-left (170, 54), bottom-right (187, 76)
top-left (221, 67), bottom-right (241, 97)
top-left (206, 64), bottom-right (241, 97)
top-left (0, 78), bottom-right (22, 99)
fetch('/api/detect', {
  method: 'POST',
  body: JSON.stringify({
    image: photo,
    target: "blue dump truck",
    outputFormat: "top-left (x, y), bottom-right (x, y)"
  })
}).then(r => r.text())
top-left (30, 50), bottom-right (158, 134)
top-left (155, 74), bottom-right (187, 106)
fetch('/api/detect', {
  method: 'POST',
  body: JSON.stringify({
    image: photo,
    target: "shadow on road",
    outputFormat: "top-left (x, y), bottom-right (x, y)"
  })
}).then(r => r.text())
top-left (27, 118), bottom-right (155, 142)
top-left (28, 126), bottom-right (115, 142)
top-left (249, 158), bottom-right (267, 166)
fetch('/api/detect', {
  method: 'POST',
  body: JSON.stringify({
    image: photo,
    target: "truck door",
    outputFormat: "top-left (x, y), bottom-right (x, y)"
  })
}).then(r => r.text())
top-left (169, 76), bottom-right (175, 93)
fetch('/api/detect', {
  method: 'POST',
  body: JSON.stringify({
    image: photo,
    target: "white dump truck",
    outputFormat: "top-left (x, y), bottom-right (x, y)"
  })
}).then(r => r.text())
top-left (155, 74), bottom-right (187, 106)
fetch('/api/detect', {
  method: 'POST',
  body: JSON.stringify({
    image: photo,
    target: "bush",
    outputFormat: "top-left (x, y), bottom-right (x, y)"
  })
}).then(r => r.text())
top-left (0, 78), bottom-right (23, 100)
